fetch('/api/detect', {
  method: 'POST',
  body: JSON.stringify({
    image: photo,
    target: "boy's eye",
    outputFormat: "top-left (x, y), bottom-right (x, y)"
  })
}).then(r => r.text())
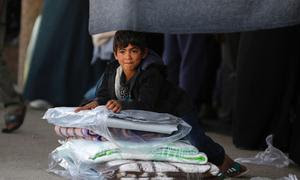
top-left (131, 49), bottom-right (140, 53)
top-left (119, 50), bottom-right (125, 54)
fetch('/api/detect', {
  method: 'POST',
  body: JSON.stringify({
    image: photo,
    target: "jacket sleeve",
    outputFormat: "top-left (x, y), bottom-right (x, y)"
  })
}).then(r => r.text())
top-left (95, 68), bottom-right (111, 105)
top-left (120, 68), bottom-right (164, 111)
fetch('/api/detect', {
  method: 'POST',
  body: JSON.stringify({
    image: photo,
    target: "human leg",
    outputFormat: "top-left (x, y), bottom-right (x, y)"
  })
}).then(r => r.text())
top-left (217, 33), bottom-right (240, 123)
top-left (182, 112), bottom-right (225, 165)
top-left (177, 34), bottom-right (210, 108)
top-left (0, 0), bottom-right (26, 133)
top-left (233, 28), bottom-right (294, 149)
top-left (182, 112), bottom-right (247, 177)
top-left (162, 34), bottom-right (181, 85)
top-left (23, 0), bottom-right (93, 106)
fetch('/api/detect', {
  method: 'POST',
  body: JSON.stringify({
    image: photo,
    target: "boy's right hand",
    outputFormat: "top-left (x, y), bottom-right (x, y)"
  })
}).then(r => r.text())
top-left (74, 101), bottom-right (99, 112)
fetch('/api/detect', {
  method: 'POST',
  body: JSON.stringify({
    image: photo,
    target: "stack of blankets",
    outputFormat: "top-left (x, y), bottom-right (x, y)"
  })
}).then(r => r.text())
top-left (44, 106), bottom-right (220, 179)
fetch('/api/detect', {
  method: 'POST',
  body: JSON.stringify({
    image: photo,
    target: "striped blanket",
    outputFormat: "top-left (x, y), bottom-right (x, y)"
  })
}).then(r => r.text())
top-left (54, 125), bottom-right (164, 142)
top-left (97, 160), bottom-right (218, 179)
top-left (49, 140), bottom-right (216, 179)
top-left (54, 126), bottom-right (106, 141)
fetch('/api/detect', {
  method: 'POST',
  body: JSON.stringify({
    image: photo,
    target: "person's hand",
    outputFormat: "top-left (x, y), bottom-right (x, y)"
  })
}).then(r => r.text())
top-left (74, 101), bottom-right (99, 112)
top-left (106, 100), bottom-right (122, 113)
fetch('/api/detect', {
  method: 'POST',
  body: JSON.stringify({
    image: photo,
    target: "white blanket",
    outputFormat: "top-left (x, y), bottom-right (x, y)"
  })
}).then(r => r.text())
top-left (52, 139), bottom-right (208, 165)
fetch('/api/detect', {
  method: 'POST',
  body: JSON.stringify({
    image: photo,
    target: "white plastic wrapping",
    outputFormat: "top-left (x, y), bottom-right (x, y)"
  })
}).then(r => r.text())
top-left (45, 107), bottom-right (216, 179)
top-left (43, 106), bottom-right (191, 150)
top-left (51, 139), bottom-right (207, 165)
top-left (235, 135), bottom-right (292, 168)
top-left (48, 139), bottom-right (217, 179)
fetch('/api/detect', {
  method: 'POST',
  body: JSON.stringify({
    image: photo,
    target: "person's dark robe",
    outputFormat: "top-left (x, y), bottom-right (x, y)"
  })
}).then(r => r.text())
top-left (24, 0), bottom-right (95, 106)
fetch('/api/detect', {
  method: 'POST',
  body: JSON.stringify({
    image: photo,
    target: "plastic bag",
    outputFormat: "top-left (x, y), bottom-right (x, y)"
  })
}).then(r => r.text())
top-left (48, 139), bottom-right (215, 180)
top-left (250, 174), bottom-right (298, 180)
top-left (235, 135), bottom-right (292, 168)
top-left (43, 106), bottom-right (191, 151)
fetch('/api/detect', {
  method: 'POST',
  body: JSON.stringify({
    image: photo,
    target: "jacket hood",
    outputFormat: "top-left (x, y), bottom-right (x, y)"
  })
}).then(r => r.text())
top-left (140, 49), bottom-right (164, 71)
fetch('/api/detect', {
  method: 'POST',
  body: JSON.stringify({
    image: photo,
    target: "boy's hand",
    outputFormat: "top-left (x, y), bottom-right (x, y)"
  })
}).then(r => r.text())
top-left (106, 100), bottom-right (122, 113)
top-left (74, 101), bottom-right (99, 112)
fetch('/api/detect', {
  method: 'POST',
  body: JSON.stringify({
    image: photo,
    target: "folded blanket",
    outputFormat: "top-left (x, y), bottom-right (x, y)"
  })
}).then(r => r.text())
top-left (54, 125), bottom-right (163, 142)
top-left (49, 140), bottom-right (216, 179)
top-left (54, 126), bottom-right (106, 141)
top-left (96, 160), bottom-right (219, 179)
top-left (52, 139), bottom-right (208, 165)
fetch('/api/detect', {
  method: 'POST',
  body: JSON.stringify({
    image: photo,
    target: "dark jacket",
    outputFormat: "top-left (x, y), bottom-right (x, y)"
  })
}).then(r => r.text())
top-left (95, 50), bottom-right (193, 117)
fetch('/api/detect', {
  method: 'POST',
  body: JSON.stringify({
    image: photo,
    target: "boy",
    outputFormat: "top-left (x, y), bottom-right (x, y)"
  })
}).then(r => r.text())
top-left (75, 30), bottom-right (247, 178)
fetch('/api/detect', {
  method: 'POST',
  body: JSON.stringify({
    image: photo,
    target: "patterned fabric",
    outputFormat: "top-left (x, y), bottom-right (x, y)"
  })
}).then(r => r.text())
top-left (54, 126), bottom-right (106, 141)
top-left (54, 125), bottom-right (162, 142)
top-left (96, 160), bottom-right (217, 179)
top-left (119, 88), bottom-right (129, 100)
top-left (118, 83), bottom-right (129, 101)
top-left (115, 66), bottom-right (131, 101)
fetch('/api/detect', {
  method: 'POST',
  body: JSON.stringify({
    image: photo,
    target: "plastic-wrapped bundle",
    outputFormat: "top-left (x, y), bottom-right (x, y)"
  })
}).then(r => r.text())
top-left (51, 140), bottom-right (207, 165)
top-left (44, 107), bottom-right (217, 179)
top-left (48, 139), bottom-right (218, 179)
top-left (43, 106), bottom-right (191, 150)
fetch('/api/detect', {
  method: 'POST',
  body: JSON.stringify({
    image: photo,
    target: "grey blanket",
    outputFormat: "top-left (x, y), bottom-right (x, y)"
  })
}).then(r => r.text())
top-left (89, 0), bottom-right (300, 34)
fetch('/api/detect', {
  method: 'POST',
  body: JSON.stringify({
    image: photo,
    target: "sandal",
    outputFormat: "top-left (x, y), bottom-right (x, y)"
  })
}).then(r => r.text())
top-left (2, 103), bottom-right (26, 133)
top-left (224, 161), bottom-right (248, 178)
top-left (216, 172), bottom-right (226, 180)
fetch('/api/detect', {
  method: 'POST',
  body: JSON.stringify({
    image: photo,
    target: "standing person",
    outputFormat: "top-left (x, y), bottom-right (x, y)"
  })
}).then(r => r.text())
top-left (216, 33), bottom-right (240, 123)
top-left (23, 0), bottom-right (95, 107)
top-left (163, 34), bottom-right (220, 115)
top-left (0, 0), bottom-right (26, 133)
top-left (75, 30), bottom-right (248, 178)
top-left (233, 26), bottom-right (300, 165)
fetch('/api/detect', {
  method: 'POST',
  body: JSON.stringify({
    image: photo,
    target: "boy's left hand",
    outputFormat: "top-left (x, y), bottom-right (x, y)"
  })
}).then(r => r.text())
top-left (106, 100), bottom-right (122, 113)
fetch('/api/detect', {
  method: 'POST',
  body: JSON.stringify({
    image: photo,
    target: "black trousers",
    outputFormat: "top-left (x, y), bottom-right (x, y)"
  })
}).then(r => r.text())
top-left (163, 34), bottom-right (220, 108)
top-left (0, 0), bottom-right (20, 105)
top-left (232, 25), bottom-right (300, 164)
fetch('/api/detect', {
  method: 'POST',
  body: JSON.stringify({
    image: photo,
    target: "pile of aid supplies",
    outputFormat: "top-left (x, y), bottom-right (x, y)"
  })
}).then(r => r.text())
top-left (43, 106), bottom-right (220, 179)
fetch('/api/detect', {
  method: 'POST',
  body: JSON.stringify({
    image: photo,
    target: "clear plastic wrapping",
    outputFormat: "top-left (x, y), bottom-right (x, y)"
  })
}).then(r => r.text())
top-left (235, 135), bottom-right (292, 168)
top-left (44, 107), bottom-right (217, 179)
top-left (43, 106), bottom-right (191, 151)
top-left (48, 139), bottom-right (217, 179)
top-left (50, 140), bottom-right (208, 165)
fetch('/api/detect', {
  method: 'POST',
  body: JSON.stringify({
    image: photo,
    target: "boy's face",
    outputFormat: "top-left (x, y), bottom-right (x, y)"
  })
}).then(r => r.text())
top-left (114, 44), bottom-right (148, 72)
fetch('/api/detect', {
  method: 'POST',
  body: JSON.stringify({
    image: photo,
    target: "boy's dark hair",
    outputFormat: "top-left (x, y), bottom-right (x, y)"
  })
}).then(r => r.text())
top-left (113, 30), bottom-right (148, 53)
